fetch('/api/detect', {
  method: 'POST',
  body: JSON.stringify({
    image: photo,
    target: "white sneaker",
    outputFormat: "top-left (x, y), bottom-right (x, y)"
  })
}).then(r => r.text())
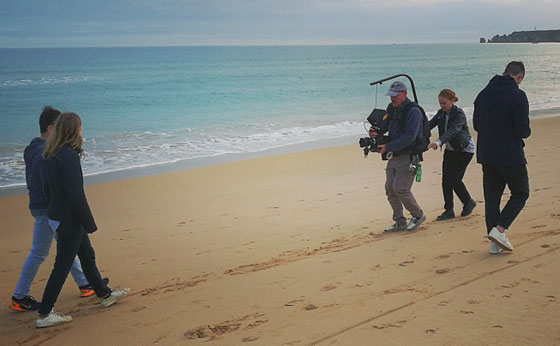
top-left (489, 242), bottom-right (503, 255)
top-left (488, 227), bottom-right (513, 251)
top-left (407, 213), bottom-right (426, 231)
top-left (36, 309), bottom-right (73, 328)
top-left (100, 288), bottom-right (130, 308)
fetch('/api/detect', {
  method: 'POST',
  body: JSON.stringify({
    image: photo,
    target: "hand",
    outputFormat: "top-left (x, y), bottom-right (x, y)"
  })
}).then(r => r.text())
top-left (377, 144), bottom-right (387, 154)
top-left (368, 127), bottom-right (377, 138)
top-left (428, 142), bottom-right (438, 150)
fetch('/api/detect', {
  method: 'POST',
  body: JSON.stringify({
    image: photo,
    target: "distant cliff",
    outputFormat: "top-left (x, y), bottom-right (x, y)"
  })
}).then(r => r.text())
top-left (481, 30), bottom-right (560, 43)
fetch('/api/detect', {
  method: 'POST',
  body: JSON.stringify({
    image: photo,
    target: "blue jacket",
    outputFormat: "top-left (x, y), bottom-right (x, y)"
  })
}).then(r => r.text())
top-left (24, 137), bottom-right (48, 210)
top-left (386, 98), bottom-right (422, 155)
top-left (473, 75), bottom-right (530, 165)
top-left (44, 145), bottom-right (97, 233)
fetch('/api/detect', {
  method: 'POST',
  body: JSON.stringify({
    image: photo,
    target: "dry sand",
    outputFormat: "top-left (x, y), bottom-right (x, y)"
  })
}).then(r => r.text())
top-left (0, 115), bottom-right (559, 345)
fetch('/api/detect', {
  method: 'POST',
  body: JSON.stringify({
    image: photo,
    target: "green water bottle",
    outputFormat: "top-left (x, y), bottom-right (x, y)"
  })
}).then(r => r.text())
top-left (415, 162), bottom-right (422, 182)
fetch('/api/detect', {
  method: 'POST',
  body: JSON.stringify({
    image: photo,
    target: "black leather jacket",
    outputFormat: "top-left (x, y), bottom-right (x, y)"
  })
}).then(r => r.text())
top-left (428, 105), bottom-right (472, 152)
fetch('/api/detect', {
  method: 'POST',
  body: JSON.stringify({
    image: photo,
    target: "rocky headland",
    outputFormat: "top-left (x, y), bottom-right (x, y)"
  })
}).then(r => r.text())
top-left (480, 29), bottom-right (560, 43)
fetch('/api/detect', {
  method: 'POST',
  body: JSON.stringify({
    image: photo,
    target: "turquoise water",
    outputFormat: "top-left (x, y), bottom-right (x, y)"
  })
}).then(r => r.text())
top-left (1, 43), bottom-right (559, 188)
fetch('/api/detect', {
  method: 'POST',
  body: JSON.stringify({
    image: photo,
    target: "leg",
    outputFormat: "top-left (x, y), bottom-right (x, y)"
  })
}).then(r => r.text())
top-left (69, 257), bottom-right (89, 287)
top-left (38, 223), bottom-right (83, 315)
top-left (13, 211), bottom-right (53, 299)
top-left (482, 165), bottom-right (506, 234)
top-left (392, 155), bottom-right (423, 218)
top-left (450, 152), bottom-right (474, 204)
top-left (75, 227), bottom-right (111, 298)
top-left (496, 165), bottom-right (530, 229)
top-left (53, 230), bottom-right (89, 287)
top-left (441, 151), bottom-right (455, 212)
top-left (385, 160), bottom-right (406, 225)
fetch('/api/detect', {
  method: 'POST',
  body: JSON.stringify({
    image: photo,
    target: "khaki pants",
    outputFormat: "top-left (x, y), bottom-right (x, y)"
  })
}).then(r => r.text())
top-left (385, 155), bottom-right (423, 224)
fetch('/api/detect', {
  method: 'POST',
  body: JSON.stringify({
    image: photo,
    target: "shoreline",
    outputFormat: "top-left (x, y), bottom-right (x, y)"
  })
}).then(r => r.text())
top-left (2, 107), bottom-right (559, 198)
top-left (0, 133), bottom-right (362, 197)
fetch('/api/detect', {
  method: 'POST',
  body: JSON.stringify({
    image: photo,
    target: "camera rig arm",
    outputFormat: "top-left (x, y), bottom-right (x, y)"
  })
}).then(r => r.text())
top-left (370, 74), bottom-right (418, 104)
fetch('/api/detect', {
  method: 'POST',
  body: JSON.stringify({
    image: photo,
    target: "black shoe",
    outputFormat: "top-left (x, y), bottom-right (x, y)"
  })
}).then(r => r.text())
top-left (384, 222), bottom-right (407, 232)
top-left (79, 277), bottom-right (110, 297)
top-left (461, 200), bottom-right (476, 217)
top-left (9, 295), bottom-right (40, 312)
top-left (436, 210), bottom-right (455, 221)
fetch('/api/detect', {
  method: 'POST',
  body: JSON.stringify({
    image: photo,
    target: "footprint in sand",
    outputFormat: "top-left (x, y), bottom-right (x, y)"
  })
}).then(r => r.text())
top-left (399, 260), bottom-right (414, 267)
top-left (131, 306), bottom-right (146, 313)
top-left (320, 284), bottom-right (338, 292)
top-left (243, 336), bottom-right (260, 342)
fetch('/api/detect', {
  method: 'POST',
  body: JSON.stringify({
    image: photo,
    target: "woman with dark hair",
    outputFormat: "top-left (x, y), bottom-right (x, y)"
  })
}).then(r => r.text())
top-left (428, 89), bottom-right (477, 221)
top-left (36, 112), bottom-right (129, 328)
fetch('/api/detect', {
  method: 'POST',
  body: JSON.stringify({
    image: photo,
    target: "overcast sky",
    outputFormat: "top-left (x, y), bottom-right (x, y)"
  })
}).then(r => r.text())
top-left (1, 0), bottom-right (559, 48)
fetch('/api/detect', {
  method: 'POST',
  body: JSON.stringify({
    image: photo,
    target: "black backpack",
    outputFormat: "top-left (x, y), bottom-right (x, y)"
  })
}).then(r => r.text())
top-left (388, 102), bottom-right (431, 159)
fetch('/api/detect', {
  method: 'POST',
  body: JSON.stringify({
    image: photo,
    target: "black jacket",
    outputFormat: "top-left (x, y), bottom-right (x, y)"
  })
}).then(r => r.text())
top-left (44, 145), bottom-right (97, 233)
top-left (473, 75), bottom-right (530, 165)
top-left (428, 105), bottom-right (472, 152)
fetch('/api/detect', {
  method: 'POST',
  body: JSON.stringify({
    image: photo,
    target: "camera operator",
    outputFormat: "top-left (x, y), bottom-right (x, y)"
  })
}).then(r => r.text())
top-left (370, 81), bottom-right (426, 232)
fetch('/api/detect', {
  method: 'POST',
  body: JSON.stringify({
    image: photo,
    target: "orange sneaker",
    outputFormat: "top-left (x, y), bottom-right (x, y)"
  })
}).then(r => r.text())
top-left (79, 277), bottom-right (109, 297)
top-left (9, 295), bottom-right (40, 312)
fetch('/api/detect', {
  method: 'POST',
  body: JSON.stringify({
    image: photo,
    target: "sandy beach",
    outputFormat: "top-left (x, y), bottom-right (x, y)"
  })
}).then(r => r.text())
top-left (1, 114), bottom-right (559, 345)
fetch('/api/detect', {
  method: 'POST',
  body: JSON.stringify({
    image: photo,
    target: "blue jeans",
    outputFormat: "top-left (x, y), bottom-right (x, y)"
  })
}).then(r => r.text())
top-left (13, 210), bottom-right (89, 299)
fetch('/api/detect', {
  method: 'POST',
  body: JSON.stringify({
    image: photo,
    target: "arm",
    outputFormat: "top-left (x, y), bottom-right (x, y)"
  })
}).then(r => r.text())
top-left (385, 107), bottom-right (421, 153)
top-left (438, 107), bottom-right (466, 144)
top-left (473, 98), bottom-right (480, 132)
top-left (61, 149), bottom-right (97, 233)
top-left (512, 91), bottom-right (531, 139)
top-left (428, 111), bottom-right (440, 131)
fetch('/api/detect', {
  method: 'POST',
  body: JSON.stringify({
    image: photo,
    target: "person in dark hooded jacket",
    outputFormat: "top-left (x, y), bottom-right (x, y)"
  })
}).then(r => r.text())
top-left (473, 61), bottom-right (531, 255)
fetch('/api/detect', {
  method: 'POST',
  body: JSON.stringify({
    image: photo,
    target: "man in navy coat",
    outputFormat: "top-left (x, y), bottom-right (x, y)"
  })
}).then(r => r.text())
top-left (473, 61), bottom-right (531, 254)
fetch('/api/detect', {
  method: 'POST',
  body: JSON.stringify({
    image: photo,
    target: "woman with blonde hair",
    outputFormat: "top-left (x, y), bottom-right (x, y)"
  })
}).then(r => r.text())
top-left (428, 89), bottom-right (477, 221)
top-left (36, 112), bottom-right (129, 328)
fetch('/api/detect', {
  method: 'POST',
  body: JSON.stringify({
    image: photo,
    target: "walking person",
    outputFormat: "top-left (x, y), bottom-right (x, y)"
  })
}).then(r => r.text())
top-left (36, 112), bottom-right (129, 328)
top-left (10, 106), bottom-right (107, 313)
top-left (428, 89), bottom-right (477, 221)
top-left (473, 61), bottom-right (531, 254)
top-left (371, 81), bottom-right (429, 232)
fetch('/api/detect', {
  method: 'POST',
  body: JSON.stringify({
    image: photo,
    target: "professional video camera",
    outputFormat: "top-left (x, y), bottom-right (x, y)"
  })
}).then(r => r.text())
top-left (359, 74), bottom-right (422, 159)
top-left (359, 108), bottom-right (390, 157)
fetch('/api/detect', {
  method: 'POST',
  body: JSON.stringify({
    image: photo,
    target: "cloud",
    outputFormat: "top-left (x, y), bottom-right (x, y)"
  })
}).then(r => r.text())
top-left (0, 0), bottom-right (559, 47)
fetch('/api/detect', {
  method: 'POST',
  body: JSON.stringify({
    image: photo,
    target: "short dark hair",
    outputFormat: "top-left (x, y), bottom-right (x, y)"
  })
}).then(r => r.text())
top-left (503, 61), bottom-right (525, 77)
top-left (39, 106), bottom-right (61, 133)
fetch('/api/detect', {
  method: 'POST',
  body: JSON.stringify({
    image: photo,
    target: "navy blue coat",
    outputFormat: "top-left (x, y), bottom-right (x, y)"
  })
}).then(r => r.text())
top-left (24, 137), bottom-right (49, 210)
top-left (385, 98), bottom-right (423, 155)
top-left (44, 145), bottom-right (97, 233)
top-left (473, 75), bottom-right (531, 165)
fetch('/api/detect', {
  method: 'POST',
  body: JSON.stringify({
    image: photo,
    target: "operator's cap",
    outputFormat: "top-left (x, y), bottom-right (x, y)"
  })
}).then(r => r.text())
top-left (385, 81), bottom-right (407, 96)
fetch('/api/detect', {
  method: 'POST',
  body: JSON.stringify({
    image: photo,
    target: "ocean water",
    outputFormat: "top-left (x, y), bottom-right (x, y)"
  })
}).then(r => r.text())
top-left (1, 43), bottom-right (560, 189)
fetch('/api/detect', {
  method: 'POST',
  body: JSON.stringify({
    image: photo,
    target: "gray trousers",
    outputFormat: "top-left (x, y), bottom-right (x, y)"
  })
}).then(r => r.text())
top-left (385, 154), bottom-right (423, 224)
